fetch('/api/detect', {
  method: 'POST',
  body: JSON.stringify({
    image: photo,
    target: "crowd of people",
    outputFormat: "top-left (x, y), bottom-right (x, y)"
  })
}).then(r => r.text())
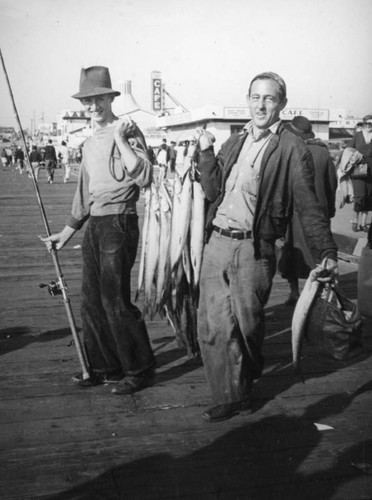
top-left (30, 65), bottom-right (370, 423)
top-left (1, 138), bottom-right (79, 184)
top-left (149, 136), bottom-right (199, 179)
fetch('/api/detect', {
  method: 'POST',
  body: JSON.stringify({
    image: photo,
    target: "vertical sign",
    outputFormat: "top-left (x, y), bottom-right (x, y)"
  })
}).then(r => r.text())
top-left (151, 71), bottom-right (163, 113)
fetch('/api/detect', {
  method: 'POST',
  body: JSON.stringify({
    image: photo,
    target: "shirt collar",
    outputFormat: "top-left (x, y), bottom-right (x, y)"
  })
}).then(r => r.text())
top-left (244, 120), bottom-right (281, 140)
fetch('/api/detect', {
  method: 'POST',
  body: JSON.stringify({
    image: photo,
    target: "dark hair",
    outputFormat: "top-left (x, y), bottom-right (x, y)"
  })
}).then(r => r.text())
top-left (61, 141), bottom-right (66, 146)
top-left (249, 71), bottom-right (287, 102)
top-left (363, 115), bottom-right (372, 123)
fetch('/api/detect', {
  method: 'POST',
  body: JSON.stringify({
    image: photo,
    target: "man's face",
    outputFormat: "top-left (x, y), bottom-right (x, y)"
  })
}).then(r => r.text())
top-left (247, 79), bottom-right (287, 130)
top-left (80, 94), bottom-right (114, 125)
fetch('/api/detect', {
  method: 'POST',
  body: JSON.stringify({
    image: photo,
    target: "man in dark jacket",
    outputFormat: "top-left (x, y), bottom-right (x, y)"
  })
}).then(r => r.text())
top-left (44, 139), bottom-right (57, 183)
top-left (195, 72), bottom-right (338, 422)
top-left (278, 115), bottom-right (338, 304)
top-left (14, 146), bottom-right (25, 173)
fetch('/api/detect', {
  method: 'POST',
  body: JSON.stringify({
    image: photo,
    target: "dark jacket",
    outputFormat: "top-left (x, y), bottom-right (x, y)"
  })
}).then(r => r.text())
top-left (348, 131), bottom-right (372, 177)
top-left (278, 138), bottom-right (337, 279)
top-left (14, 149), bottom-right (24, 161)
top-left (305, 139), bottom-right (337, 219)
top-left (44, 144), bottom-right (57, 162)
top-left (29, 149), bottom-right (42, 163)
top-left (198, 122), bottom-right (337, 261)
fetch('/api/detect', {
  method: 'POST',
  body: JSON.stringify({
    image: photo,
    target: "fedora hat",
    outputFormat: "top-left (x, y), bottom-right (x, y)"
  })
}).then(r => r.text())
top-left (285, 115), bottom-right (315, 140)
top-left (72, 66), bottom-right (120, 99)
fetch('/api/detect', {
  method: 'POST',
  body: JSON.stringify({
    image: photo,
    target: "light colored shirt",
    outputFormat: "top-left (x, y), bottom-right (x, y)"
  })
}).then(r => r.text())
top-left (213, 120), bottom-right (280, 231)
top-left (362, 129), bottom-right (372, 144)
top-left (60, 145), bottom-right (70, 164)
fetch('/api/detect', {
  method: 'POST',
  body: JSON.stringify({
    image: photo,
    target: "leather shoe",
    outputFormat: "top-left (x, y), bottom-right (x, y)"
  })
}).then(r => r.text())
top-left (72, 371), bottom-right (124, 387)
top-left (72, 372), bottom-right (104, 387)
top-left (112, 369), bottom-right (155, 395)
top-left (202, 398), bottom-right (252, 422)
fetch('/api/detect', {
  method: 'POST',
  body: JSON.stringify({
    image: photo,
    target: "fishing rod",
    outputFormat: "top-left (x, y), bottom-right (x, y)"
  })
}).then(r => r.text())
top-left (0, 48), bottom-right (91, 380)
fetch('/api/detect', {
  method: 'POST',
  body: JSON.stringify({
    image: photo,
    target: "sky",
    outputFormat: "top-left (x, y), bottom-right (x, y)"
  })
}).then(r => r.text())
top-left (0, 0), bottom-right (371, 129)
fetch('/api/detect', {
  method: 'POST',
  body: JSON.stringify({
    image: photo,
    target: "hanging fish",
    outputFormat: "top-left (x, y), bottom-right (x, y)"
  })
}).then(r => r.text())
top-left (135, 186), bottom-right (152, 302)
top-left (190, 179), bottom-right (205, 290)
top-left (291, 275), bottom-right (320, 381)
top-left (143, 183), bottom-right (160, 316)
top-left (169, 170), bottom-right (192, 272)
top-left (155, 180), bottom-right (173, 312)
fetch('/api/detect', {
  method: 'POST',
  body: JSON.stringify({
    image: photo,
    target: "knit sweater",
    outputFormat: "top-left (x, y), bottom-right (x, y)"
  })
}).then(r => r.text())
top-left (67, 123), bottom-right (153, 229)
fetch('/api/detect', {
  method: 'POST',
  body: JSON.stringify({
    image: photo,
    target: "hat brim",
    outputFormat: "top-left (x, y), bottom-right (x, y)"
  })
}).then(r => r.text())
top-left (72, 88), bottom-right (121, 99)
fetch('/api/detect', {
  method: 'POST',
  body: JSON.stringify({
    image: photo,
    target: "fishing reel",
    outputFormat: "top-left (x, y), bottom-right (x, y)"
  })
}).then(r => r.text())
top-left (39, 280), bottom-right (63, 297)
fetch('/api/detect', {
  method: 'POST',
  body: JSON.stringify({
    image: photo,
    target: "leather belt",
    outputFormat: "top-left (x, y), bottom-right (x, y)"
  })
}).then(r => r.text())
top-left (213, 225), bottom-right (252, 240)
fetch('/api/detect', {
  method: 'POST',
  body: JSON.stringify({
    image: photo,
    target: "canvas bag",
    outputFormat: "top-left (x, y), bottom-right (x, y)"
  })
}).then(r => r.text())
top-left (357, 245), bottom-right (372, 318)
top-left (305, 282), bottom-right (363, 360)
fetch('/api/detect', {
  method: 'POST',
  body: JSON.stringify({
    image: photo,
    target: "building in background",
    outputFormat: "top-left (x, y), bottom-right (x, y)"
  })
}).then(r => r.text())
top-left (22, 71), bottom-right (362, 154)
top-left (156, 105), bottom-right (332, 152)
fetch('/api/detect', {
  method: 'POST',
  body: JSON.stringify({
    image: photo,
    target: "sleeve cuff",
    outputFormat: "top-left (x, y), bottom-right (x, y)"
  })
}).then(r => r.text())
top-left (66, 214), bottom-right (89, 230)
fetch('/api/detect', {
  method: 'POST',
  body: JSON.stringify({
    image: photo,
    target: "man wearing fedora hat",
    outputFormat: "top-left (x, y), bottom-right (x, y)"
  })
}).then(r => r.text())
top-left (278, 115), bottom-right (338, 305)
top-left (42, 66), bottom-right (155, 394)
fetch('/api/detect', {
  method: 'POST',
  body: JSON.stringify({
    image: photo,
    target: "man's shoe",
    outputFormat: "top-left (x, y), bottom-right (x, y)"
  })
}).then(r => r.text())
top-left (202, 398), bottom-right (252, 422)
top-left (72, 372), bottom-right (104, 387)
top-left (111, 370), bottom-right (155, 395)
top-left (72, 371), bottom-right (124, 387)
top-left (103, 372), bottom-right (125, 384)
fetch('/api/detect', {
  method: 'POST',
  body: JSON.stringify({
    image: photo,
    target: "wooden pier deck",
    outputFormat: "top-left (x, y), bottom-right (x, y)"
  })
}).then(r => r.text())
top-left (0, 164), bottom-right (371, 500)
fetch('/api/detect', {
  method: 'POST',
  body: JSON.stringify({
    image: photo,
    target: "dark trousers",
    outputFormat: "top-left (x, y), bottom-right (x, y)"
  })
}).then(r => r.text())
top-left (81, 214), bottom-right (154, 376)
top-left (45, 160), bottom-right (55, 181)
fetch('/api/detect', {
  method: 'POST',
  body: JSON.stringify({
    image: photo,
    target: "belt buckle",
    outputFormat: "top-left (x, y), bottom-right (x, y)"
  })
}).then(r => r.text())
top-left (229, 229), bottom-right (244, 239)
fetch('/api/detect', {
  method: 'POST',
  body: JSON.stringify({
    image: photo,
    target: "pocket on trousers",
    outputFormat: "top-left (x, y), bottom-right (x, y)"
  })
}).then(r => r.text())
top-left (113, 214), bottom-right (139, 238)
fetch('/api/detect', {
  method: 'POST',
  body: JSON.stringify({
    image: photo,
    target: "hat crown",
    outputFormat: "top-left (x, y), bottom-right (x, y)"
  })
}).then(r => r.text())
top-left (292, 115), bottom-right (312, 133)
top-left (80, 66), bottom-right (111, 91)
top-left (72, 66), bottom-right (120, 99)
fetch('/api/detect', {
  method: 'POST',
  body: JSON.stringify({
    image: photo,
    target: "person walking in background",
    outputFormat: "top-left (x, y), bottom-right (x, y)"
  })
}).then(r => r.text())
top-left (147, 145), bottom-right (156, 165)
top-left (44, 139), bottom-right (57, 184)
top-left (175, 140), bottom-right (186, 176)
top-left (5, 146), bottom-right (12, 166)
top-left (1, 148), bottom-right (8, 167)
top-left (156, 142), bottom-right (169, 178)
top-left (14, 146), bottom-right (24, 173)
top-left (169, 141), bottom-right (177, 174)
top-left (348, 114), bottom-right (372, 232)
top-left (278, 116), bottom-right (338, 305)
top-left (41, 66), bottom-right (155, 394)
top-left (60, 140), bottom-right (71, 183)
top-left (194, 72), bottom-right (338, 422)
top-left (29, 145), bottom-right (43, 182)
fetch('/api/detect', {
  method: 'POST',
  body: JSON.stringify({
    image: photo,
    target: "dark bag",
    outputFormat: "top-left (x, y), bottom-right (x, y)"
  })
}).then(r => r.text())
top-left (350, 163), bottom-right (368, 179)
top-left (305, 283), bottom-right (363, 360)
top-left (357, 245), bottom-right (372, 318)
